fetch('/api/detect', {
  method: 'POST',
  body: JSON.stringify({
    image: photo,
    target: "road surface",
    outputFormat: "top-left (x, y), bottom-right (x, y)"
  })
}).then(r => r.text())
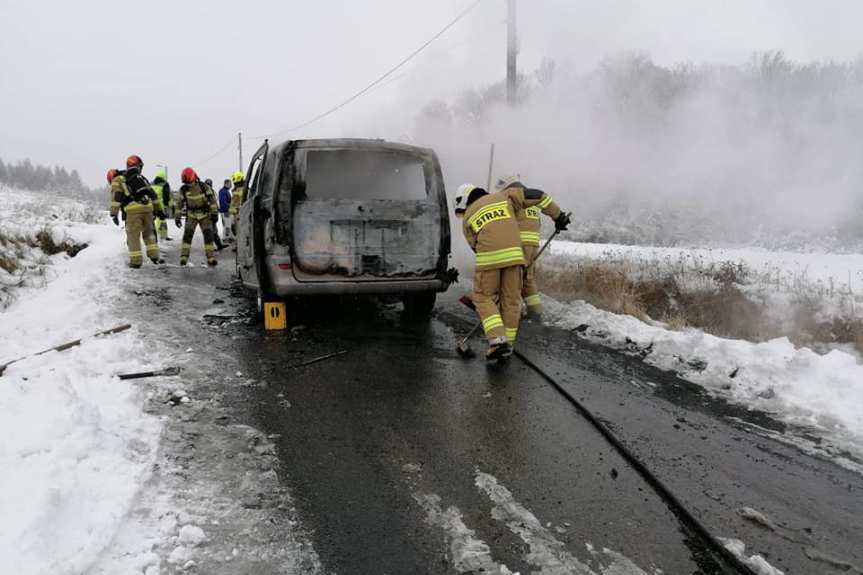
top-left (113, 243), bottom-right (863, 575)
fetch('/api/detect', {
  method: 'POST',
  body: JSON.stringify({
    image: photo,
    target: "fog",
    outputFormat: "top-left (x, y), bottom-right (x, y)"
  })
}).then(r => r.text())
top-left (2, 0), bottom-right (863, 246)
top-left (405, 53), bottom-right (863, 248)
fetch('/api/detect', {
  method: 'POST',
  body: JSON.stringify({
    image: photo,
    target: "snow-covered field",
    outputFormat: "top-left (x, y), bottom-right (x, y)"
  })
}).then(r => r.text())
top-left (544, 240), bottom-right (863, 469)
top-left (552, 240), bottom-right (863, 297)
top-left (0, 188), bottom-right (164, 574)
top-left (0, 184), bottom-right (102, 309)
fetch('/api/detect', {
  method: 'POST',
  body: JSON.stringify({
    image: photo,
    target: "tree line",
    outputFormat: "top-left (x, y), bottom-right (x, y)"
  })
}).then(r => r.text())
top-left (0, 157), bottom-right (86, 193)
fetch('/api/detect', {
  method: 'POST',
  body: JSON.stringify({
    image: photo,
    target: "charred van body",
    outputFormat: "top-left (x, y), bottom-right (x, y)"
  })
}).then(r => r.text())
top-left (235, 138), bottom-right (455, 317)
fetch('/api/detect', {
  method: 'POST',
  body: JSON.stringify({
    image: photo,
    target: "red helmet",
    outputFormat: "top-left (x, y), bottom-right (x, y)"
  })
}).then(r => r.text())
top-left (181, 167), bottom-right (198, 184)
top-left (106, 168), bottom-right (118, 183)
top-left (126, 155), bottom-right (143, 169)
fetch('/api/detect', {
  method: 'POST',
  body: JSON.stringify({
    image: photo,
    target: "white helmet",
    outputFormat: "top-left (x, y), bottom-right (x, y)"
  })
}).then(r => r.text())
top-left (495, 174), bottom-right (521, 191)
top-left (453, 183), bottom-right (476, 217)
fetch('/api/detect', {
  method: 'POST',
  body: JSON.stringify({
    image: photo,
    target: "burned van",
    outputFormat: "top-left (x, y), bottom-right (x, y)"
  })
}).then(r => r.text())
top-left (234, 138), bottom-right (455, 316)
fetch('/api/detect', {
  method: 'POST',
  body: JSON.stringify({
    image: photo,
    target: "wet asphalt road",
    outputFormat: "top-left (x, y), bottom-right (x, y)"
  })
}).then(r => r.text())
top-left (134, 247), bottom-right (863, 575)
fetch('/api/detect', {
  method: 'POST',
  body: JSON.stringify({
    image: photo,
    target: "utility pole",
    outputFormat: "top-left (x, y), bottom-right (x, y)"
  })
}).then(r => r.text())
top-left (506, 0), bottom-right (518, 106)
top-left (238, 132), bottom-right (244, 172)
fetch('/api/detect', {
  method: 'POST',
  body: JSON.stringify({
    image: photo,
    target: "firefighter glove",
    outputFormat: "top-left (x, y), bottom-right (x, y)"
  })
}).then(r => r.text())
top-left (157, 210), bottom-right (167, 220)
top-left (175, 218), bottom-right (183, 228)
top-left (554, 212), bottom-right (571, 232)
top-left (111, 215), bottom-right (119, 226)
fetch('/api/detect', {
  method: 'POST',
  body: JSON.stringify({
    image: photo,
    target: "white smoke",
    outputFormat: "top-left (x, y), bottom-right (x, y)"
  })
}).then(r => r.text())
top-left (408, 52), bottom-right (863, 250)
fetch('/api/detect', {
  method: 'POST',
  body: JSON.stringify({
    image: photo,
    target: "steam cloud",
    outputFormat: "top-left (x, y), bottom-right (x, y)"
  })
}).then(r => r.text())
top-left (410, 52), bottom-right (863, 250)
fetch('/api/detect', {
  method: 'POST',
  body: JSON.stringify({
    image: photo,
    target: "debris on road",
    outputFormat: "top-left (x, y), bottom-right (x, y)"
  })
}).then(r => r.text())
top-left (0, 323), bottom-right (132, 376)
top-left (287, 350), bottom-right (347, 370)
top-left (168, 389), bottom-right (191, 406)
top-left (118, 366), bottom-right (181, 380)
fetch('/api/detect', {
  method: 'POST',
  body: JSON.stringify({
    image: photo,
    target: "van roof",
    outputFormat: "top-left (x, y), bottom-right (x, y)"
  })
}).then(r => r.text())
top-left (271, 138), bottom-right (434, 157)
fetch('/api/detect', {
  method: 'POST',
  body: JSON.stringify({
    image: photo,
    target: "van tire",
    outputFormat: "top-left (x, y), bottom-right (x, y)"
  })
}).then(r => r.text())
top-left (403, 292), bottom-right (436, 319)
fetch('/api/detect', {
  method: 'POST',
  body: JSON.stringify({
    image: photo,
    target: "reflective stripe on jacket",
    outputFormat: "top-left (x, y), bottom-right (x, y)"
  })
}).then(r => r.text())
top-left (177, 181), bottom-right (218, 220)
top-left (229, 183), bottom-right (246, 216)
top-left (508, 182), bottom-right (562, 247)
top-left (461, 190), bottom-right (518, 271)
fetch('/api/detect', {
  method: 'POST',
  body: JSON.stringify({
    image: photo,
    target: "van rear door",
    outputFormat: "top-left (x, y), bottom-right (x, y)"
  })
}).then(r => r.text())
top-left (289, 146), bottom-right (445, 282)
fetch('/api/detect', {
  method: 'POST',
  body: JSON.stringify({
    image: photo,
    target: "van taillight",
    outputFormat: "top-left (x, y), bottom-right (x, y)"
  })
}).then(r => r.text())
top-left (277, 263), bottom-right (291, 270)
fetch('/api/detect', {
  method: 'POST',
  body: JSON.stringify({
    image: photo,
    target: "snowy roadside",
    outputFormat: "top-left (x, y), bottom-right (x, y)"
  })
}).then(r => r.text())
top-left (552, 240), bottom-right (863, 292)
top-left (543, 295), bottom-right (863, 470)
top-left (0, 202), bottom-right (165, 573)
top-left (1, 186), bottom-right (324, 574)
top-left (0, 185), bottom-right (102, 309)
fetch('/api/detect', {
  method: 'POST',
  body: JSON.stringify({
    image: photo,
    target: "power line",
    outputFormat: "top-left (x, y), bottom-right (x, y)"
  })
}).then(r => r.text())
top-left (254, 0), bottom-right (485, 140)
top-left (194, 137), bottom-right (235, 168)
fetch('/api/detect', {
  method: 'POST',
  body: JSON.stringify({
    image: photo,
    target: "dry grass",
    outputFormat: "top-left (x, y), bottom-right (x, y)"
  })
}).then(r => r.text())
top-left (537, 256), bottom-right (863, 354)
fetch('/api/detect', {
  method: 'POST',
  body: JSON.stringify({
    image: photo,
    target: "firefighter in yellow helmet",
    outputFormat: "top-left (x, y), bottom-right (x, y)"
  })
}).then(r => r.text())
top-left (454, 183), bottom-right (568, 360)
top-left (228, 170), bottom-right (246, 235)
top-left (109, 155), bottom-right (165, 268)
top-left (175, 167), bottom-right (219, 266)
top-left (151, 169), bottom-right (172, 241)
top-left (495, 174), bottom-right (570, 318)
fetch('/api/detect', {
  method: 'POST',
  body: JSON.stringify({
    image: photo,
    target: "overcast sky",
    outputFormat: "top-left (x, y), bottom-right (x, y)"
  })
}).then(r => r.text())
top-left (1, 0), bottom-right (861, 187)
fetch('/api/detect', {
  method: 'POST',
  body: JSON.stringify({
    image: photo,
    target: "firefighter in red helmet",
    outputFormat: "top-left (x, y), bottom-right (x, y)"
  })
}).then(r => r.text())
top-left (108, 156), bottom-right (165, 267)
top-left (174, 167), bottom-right (219, 266)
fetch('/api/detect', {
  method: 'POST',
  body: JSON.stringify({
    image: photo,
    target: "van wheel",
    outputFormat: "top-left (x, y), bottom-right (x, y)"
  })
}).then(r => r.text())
top-left (403, 292), bottom-right (436, 319)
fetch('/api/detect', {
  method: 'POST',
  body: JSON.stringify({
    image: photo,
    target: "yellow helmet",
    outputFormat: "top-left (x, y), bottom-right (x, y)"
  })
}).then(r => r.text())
top-left (231, 171), bottom-right (244, 184)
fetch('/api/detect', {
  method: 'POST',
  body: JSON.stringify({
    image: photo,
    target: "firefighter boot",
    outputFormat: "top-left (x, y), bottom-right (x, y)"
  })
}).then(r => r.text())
top-left (486, 336), bottom-right (511, 361)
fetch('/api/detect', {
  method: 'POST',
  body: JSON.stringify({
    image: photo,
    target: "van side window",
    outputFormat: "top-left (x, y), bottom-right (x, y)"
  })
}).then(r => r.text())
top-left (247, 155), bottom-right (264, 199)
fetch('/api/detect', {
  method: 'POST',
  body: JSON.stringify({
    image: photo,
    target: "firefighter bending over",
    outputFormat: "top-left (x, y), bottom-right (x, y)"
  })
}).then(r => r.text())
top-left (495, 174), bottom-right (570, 318)
top-left (454, 183), bottom-right (568, 360)
top-left (175, 167), bottom-right (219, 267)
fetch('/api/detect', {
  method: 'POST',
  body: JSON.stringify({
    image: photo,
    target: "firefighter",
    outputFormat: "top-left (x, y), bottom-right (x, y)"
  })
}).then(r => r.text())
top-left (109, 155), bottom-right (165, 268)
top-left (228, 171), bottom-right (246, 235)
top-left (175, 167), bottom-right (219, 266)
top-left (454, 184), bottom-right (567, 360)
top-left (495, 174), bottom-right (570, 318)
top-left (204, 178), bottom-right (226, 251)
top-left (151, 170), bottom-right (172, 241)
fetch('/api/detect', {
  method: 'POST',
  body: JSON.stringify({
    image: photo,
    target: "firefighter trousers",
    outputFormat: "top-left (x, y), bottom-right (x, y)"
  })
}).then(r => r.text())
top-left (125, 210), bottom-right (158, 267)
top-left (155, 217), bottom-right (168, 240)
top-left (180, 215), bottom-right (216, 264)
top-left (522, 244), bottom-right (542, 314)
top-left (473, 264), bottom-right (524, 343)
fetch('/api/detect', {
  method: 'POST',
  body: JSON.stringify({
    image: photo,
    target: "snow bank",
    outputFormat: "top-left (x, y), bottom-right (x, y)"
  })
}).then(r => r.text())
top-left (544, 297), bottom-right (863, 464)
top-left (0, 187), bottom-right (162, 574)
top-left (0, 185), bottom-right (106, 309)
top-left (552, 240), bottom-right (863, 293)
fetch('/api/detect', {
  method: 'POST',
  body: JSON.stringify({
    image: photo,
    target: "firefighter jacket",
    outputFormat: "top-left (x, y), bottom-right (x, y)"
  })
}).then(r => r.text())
top-left (462, 187), bottom-right (553, 271)
top-left (229, 183), bottom-right (246, 217)
top-left (176, 181), bottom-right (219, 221)
top-left (110, 169), bottom-right (161, 217)
top-left (506, 182), bottom-right (562, 247)
top-left (152, 177), bottom-right (172, 211)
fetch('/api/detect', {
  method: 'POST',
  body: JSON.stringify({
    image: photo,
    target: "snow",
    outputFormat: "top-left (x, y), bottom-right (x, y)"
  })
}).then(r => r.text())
top-left (0, 187), bottom-right (163, 574)
top-left (0, 185), bottom-right (103, 309)
top-left (178, 524), bottom-right (206, 547)
top-left (543, 295), bottom-right (863, 464)
top-left (720, 538), bottom-right (784, 575)
top-left (552, 240), bottom-right (863, 293)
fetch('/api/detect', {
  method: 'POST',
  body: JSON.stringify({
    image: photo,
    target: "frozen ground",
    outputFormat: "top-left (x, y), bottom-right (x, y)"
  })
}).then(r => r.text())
top-left (0, 190), bottom-right (164, 573)
top-left (0, 185), bottom-right (103, 309)
top-left (0, 186), bottom-right (321, 574)
top-left (552, 240), bottom-right (863, 299)
top-left (548, 242), bottom-right (863, 471)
